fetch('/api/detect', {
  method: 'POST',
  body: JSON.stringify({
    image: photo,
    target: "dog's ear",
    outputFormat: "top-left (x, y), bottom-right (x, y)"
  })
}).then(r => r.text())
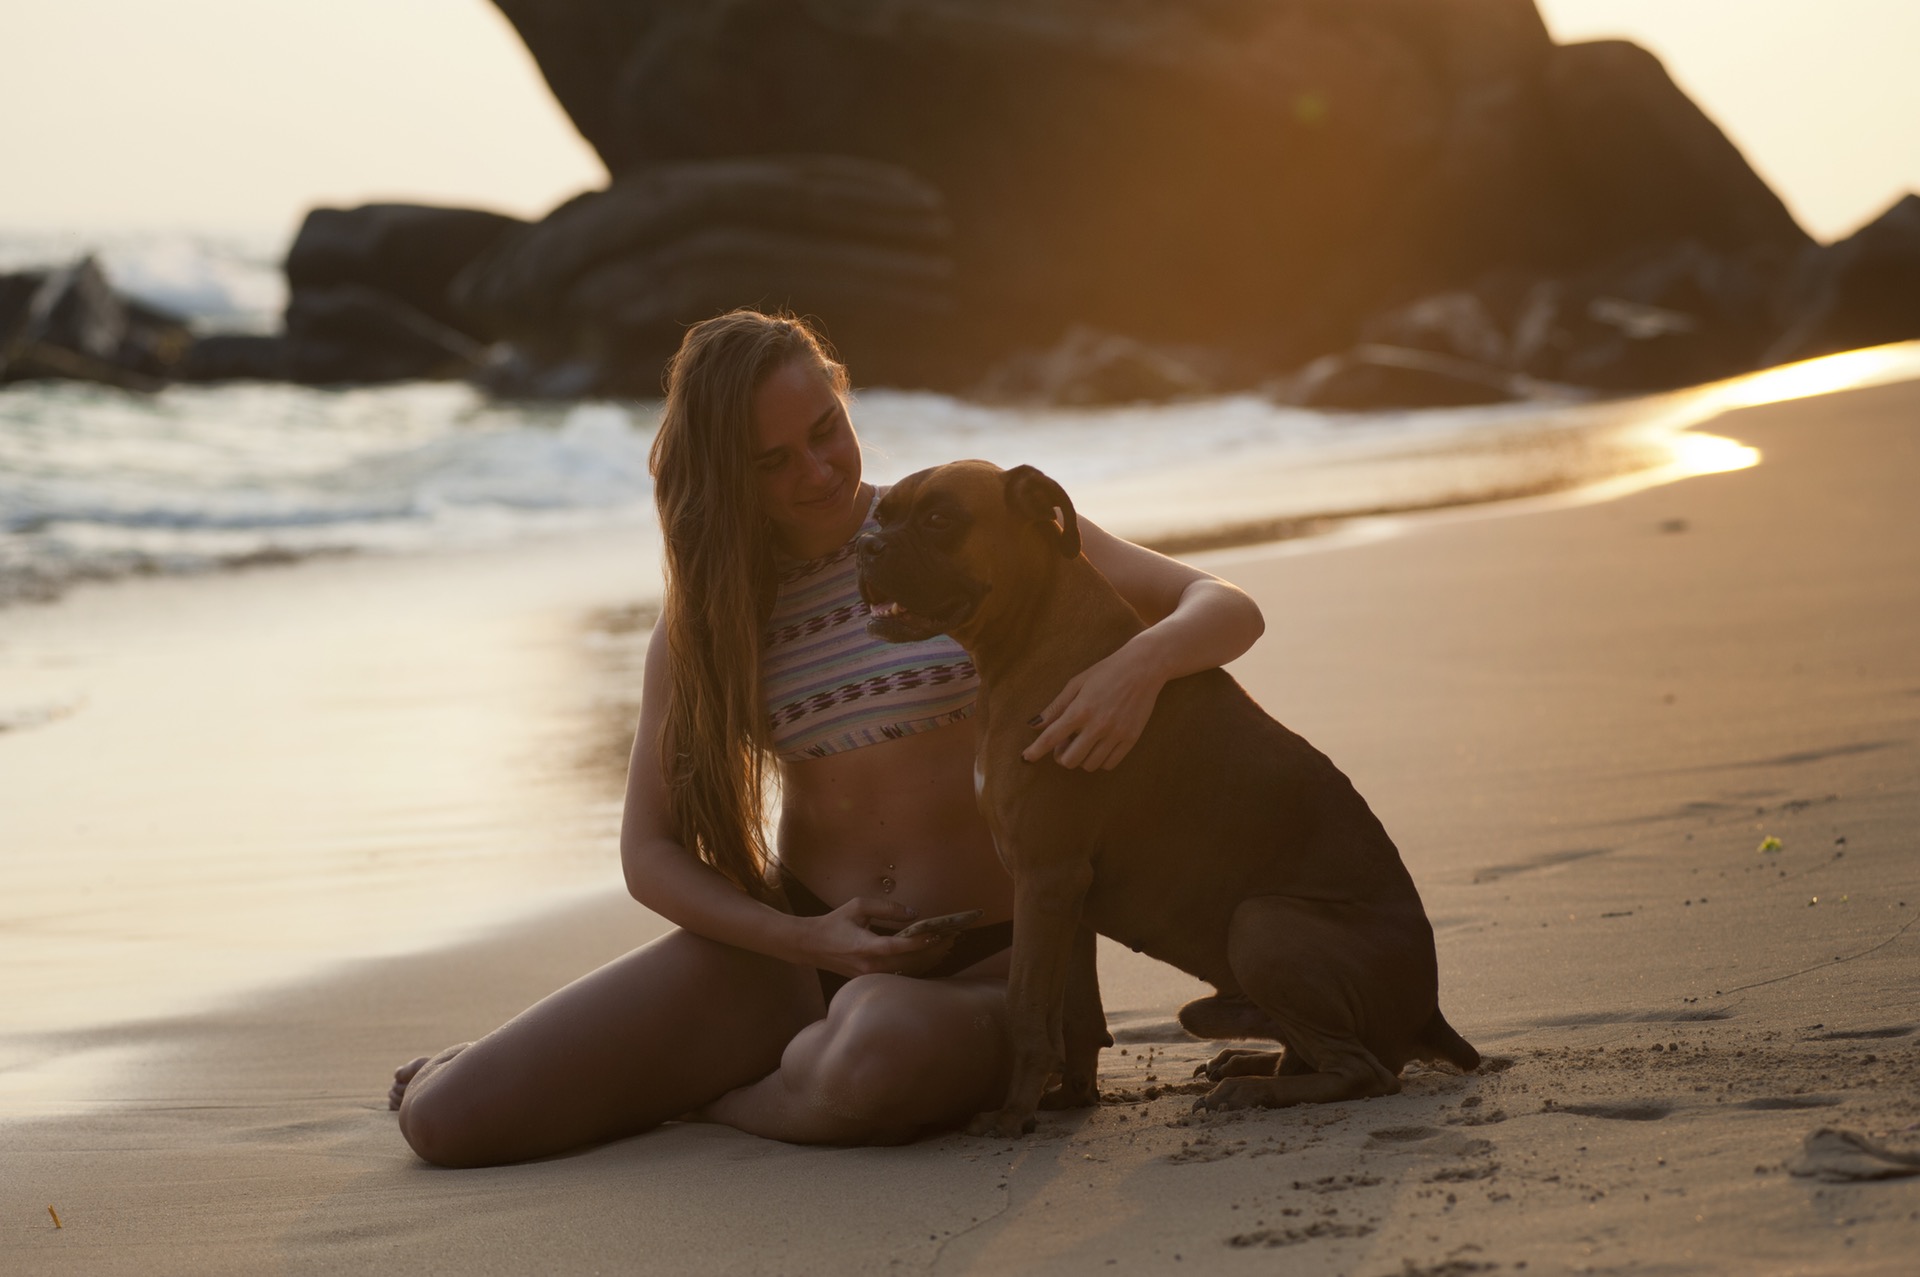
top-left (1003, 465), bottom-right (1080, 558)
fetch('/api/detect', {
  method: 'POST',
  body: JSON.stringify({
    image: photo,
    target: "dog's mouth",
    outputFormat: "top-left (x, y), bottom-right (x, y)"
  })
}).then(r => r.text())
top-left (864, 594), bottom-right (972, 643)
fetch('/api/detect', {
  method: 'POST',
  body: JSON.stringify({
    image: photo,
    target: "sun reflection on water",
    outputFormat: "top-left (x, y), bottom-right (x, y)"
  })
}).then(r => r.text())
top-left (1550, 341), bottom-right (1920, 507)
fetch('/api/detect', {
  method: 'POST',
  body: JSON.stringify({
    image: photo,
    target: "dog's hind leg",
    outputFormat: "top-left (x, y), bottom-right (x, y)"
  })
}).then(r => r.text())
top-left (1194, 894), bottom-right (1429, 1113)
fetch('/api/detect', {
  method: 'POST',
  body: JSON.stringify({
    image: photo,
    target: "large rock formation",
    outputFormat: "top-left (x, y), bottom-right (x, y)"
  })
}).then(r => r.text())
top-left (468, 0), bottom-right (1822, 396)
top-left (451, 155), bottom-right (955, 394)
top-left (285, 203), bottom-right (526, 341)
top-left (180, 204), bottom-right (523, 386)
top-left (17, 1), bottom-right (1915, 403)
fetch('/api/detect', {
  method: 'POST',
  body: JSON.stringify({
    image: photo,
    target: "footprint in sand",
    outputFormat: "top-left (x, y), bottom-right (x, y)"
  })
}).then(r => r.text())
top-left (1527, 1008), bottom-right (1730, 1028)
top-left (1366, 1126), bottom-right (1495, 1158)
top-left (1428, 1162), bottom-right (1500, 1182)
top-left (1548, 1100), bottom-right (1674, 1122)
top-left (1225, 1218), bottom-right (1375, 1249)
top-left (1393, 1262), bottom-right (1501, 1277)
top-left (1471, 847), bottom-right (1609, 884)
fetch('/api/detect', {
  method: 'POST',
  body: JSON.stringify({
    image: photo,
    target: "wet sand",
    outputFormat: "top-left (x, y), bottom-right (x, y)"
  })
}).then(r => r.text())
top-left (4, 379), bottom-right (1919, 1274)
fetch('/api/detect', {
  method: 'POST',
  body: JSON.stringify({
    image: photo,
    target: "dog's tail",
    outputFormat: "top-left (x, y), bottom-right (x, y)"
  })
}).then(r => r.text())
top-left (1416, 1007), bottom-right (1481, 1073)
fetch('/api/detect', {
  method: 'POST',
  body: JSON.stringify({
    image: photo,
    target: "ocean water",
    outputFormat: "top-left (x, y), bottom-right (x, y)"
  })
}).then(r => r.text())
top-left (10, 233), bottom-right (1920, 610)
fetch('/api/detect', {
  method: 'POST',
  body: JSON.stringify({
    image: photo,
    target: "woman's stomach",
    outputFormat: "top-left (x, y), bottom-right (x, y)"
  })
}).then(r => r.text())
top-left (774, 720), bottom-right (1013, 924)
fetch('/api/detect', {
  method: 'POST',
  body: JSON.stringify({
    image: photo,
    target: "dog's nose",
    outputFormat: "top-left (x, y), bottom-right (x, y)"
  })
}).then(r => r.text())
top-left (857, 533), bottom-right (886, 560)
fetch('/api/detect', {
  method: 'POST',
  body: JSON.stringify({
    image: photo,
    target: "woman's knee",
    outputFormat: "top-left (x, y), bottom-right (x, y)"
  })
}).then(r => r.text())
top-left (783, 976), bottom-right (999, 1136)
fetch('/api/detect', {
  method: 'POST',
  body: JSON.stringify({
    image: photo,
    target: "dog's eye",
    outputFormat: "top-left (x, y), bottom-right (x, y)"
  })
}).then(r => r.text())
top-left (921, 510), bottom-right (952, 531)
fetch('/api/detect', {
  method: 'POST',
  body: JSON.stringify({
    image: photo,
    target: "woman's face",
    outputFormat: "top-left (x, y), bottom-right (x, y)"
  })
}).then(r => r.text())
top-left (752, 356), bottom-right (864, 557)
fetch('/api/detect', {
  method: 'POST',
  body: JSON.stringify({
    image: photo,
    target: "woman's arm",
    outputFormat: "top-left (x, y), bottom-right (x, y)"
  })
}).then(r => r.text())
top-left (1023, 518), bottom-right (1265, 770)
top-left (620, 633), bottom-right (939, 976)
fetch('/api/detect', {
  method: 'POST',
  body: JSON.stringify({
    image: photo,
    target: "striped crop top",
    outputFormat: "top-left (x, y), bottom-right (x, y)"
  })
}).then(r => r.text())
top-left (764, 488), bottom-right (978, 762)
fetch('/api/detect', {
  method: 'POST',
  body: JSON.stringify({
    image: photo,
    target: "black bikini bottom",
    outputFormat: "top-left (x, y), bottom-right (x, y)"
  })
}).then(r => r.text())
top-left (781, 874), bottom-right (1014, 1003)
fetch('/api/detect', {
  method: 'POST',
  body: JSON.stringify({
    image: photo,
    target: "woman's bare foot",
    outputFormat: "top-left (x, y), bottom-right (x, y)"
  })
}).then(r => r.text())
top-left (389, 1045), bottom-right (468, 1110)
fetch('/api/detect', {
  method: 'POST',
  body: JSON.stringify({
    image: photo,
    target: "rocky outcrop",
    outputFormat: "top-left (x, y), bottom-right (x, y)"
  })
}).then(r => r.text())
top-left (474, 0), bottom-right (1820, 396)
top-left (452, 155), bottom-right (954, 395)
top-left (974, 327), bottom-right (1215, 406)
top-left (1298, 239), bottom-right (1791, 406)
top-left (285, 204), bottom-right (526, 340)
top-left (0, 258), bottom-right (192, 390)
top-left (279, 285), bottom-right (486, 384)
top-left (178, 204), bottom-right (525, 386)
top-left (1768, 194), bottom-right (1920, 365)
top-left (1280, 344), bottom-right (1549, 411)
top-left (1295, 190), bottom-right (1920, 409)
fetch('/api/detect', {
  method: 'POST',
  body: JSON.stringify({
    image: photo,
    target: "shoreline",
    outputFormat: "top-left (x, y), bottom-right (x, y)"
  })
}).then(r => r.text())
top-left (5, 373), bottom-right (1920, 1273)
top-left (7, 342), bottom-right (1917, 613)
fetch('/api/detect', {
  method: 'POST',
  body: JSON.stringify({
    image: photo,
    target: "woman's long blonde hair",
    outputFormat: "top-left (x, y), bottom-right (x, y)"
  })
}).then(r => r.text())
top-left (649, 310), bottom-right (849, 902)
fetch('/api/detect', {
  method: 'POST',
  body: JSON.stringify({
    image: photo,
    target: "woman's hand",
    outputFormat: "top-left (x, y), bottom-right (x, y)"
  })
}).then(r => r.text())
top-left (798, 897), bottom-right (957, 978)
top-left (1023, 525), bottom-right (1266, 773)
top-left (1022, 639), bottom-right (1165, 771)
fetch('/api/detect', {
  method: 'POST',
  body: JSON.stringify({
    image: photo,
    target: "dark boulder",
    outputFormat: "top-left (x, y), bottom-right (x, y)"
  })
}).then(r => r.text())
top-left (474, 0), bottom-right (1809, 395)
top-left (1280, 344), bottom-right (1541, 410)
top-left (452, 154), bottom-right (954, 395)
top-left (0, 258), bottom-right (192, 390)
top-left (176, 334), bottom-right (290, 383)
top-left (1768, 194), bottom-right (1920, 364)
top-left (975, 327), bottom-right (1215, 406)
top-left (281, 286), bottom-right (485, 385)
top-left (1535, 40), bottom-right (1806, 263)
top-left (1345, 239), bottom-right (1793, 395)
top-left (285, 204), bottom-right (527, 340)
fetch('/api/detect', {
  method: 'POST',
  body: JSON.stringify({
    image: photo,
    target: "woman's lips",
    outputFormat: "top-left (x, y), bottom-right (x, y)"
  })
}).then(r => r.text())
top-left (799, 478), bottom-right (846, 507)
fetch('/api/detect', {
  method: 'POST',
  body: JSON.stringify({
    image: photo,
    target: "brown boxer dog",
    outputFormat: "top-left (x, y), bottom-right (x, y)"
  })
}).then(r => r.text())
top-left (858, 460), bottom-right (1478, 1139)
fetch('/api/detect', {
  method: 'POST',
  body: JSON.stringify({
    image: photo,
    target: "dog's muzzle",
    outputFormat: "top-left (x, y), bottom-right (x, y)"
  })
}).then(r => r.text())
top-left (857, 531), bottom-right (978, 643)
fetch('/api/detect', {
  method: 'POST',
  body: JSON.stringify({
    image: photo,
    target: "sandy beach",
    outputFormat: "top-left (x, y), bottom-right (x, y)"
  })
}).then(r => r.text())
top-left (4, 375), bottom-right (1919, 1274)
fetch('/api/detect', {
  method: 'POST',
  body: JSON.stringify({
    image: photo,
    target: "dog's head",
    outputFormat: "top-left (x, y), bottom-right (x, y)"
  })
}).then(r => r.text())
top-left (858, 461), bottom-right (1079, 648)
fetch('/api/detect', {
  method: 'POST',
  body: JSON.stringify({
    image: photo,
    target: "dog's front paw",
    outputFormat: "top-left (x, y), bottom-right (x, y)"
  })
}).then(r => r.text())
top-left (1193, 1076), bottom-right (1273, 1113)
top-left (966, 1108), bottom-right (1038, 1139)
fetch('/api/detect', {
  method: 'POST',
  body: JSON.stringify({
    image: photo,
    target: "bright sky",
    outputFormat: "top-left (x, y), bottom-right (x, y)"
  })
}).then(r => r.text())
top-left (0, 1), bottom-right (1914, 243)
top-left (0, 0), bottom-right (605, 239)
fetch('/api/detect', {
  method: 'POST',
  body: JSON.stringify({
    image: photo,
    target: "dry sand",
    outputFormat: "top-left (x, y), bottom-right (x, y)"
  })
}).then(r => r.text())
top-left (5, 379), bottom-right (1920, 1275)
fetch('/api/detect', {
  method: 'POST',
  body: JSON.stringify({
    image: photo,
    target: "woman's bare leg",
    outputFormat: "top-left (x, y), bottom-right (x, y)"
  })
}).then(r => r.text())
top-left (702, 973), bottom-right (1011, 1145)
top-left (395, 927), bottom-right (821, 1167)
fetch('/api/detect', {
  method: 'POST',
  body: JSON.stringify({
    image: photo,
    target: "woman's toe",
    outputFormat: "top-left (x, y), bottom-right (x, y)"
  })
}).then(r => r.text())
top-left (388, 1055), bottom-right (431, 1110)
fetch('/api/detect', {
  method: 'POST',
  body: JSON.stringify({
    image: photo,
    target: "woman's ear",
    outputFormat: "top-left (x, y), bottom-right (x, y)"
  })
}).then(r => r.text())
top-left (1003, 465), bottom-right (1080, 557)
